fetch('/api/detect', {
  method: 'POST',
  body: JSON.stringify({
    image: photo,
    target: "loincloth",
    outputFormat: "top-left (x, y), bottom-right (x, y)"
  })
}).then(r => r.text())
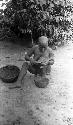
top-left (28, 63), bottom-right (42, 75)
top-left (28, 63), bottom-right (51, 76)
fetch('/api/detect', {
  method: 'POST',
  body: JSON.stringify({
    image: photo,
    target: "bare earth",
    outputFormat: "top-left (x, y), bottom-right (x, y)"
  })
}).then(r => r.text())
top-left (0, 40), bottom-right (73, 125)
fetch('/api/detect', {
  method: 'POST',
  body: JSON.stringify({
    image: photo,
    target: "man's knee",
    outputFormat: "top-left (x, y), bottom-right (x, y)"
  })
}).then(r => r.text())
top-left (50, 59), bottom-right (54, 65)
top-left (46, 65), bottom-right (51, 74)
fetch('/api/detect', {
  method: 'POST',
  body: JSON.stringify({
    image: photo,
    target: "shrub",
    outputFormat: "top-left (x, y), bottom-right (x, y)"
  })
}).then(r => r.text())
top-left (0, 0), bottom-right (72, 46)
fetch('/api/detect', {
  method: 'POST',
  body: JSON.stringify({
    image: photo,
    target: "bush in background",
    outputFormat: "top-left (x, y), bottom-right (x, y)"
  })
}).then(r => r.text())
top-left (0, 0), bottom-right (73, 46)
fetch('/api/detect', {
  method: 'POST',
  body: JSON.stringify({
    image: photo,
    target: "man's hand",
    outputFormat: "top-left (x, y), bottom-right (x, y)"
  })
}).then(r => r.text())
top-left (30, 59), bottom-right (38, 65)
top-left (47, 59), bottom-right (54, 65)
top-left (39, 58), bottom-right (54, 66)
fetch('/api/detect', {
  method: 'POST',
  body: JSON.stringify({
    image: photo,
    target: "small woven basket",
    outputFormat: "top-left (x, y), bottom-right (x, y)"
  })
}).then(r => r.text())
top-left (34, 75), bottom-right (49, 88)
top-left (0, 65), bottom-right (20, 83)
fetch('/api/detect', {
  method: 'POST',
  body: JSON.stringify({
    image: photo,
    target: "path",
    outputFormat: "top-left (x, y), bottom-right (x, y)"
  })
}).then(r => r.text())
top-left (0, 40), bottom-right (73, 125)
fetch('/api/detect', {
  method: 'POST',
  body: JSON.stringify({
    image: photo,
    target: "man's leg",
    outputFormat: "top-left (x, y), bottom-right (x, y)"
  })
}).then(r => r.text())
top-left (46, 65), bottom-right (51, 75)
top-left (17, 62), bottom-right (28, 83)
top-left (9, 62), bottom-right (28, 89)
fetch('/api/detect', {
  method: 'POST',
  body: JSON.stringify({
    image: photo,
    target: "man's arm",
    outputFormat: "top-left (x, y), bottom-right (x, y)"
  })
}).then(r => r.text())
top-left (48, 48), bottom-right (54, 65)
top-left (25, 47), bottom-right (34, 62)
top-left (25, 46), bottom-right (38, 65)
top-left (38, 48), bottom-right (54, 66)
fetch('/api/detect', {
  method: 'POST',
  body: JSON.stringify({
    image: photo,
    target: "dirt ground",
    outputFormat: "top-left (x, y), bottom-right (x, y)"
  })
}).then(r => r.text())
top-left (0, 40), bottom-right (73, 125)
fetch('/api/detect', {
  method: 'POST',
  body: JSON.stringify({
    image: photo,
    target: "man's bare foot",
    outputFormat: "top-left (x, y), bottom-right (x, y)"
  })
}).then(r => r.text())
top-left (8, 81), bottom-right (21, 89)
top-left (9, 85), bottom-right (21, 89)
top-left (8, 76), bottom-right (25, 89)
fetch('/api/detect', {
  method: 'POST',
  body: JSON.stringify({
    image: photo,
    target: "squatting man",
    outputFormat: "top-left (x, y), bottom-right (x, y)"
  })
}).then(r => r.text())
top-left (10, 36), bottom-right (54, 88)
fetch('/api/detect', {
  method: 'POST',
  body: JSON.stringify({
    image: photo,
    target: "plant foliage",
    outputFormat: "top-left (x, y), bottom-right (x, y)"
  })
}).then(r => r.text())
top-left (0, 0), bottom-right (72, 45)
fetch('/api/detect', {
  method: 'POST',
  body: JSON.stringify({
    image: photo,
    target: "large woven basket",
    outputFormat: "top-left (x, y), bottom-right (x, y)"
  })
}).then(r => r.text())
top-left (0, 65), bottom-right (20, 83)
top-left (34, 76), bottom-right (49, 88)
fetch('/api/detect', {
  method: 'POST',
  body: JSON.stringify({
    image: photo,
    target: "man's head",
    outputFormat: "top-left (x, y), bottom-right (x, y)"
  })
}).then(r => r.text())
top-left (38, 36), bottom-right (48, 49)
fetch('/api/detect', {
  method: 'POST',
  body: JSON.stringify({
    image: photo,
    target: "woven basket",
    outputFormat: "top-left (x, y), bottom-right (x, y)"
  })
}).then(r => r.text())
top-left (34, 76), bottom-right (49, 88)
top-left (0, 65), bottom-right (20, 83)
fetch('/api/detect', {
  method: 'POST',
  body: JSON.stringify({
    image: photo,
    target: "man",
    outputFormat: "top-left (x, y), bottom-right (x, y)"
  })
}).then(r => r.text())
top-left (10, 36), bottom-right (54, 88)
